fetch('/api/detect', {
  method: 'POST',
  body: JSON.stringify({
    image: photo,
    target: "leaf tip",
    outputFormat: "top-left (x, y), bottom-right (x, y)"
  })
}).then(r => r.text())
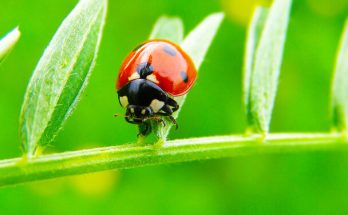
top-left (8, 26), bottom-right (21, 40)
top-left (211, 12), bottom-right (225, 19)
top-left (205, 12), bottom-right (225, 28)
top-left (150, 15), bottom-right (184, 43)
top-left (0, 26), bottom-right (21, 62)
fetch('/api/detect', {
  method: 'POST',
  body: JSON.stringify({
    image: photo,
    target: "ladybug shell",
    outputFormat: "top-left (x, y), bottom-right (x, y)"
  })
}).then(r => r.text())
top-left (116, 40), bottom-right (197, 96)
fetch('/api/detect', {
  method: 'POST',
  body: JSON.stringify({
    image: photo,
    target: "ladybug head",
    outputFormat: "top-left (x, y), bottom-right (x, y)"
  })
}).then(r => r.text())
top-left (117, 79), bottom-right (167, 123)
top-left (117, 79), bottom-right (179, 129)
top-left (125, 105), bottom-right (153, 124)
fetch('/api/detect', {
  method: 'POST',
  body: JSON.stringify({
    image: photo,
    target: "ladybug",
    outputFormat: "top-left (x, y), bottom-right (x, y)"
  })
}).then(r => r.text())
top-left (116, 39), bottom-right (197, 132)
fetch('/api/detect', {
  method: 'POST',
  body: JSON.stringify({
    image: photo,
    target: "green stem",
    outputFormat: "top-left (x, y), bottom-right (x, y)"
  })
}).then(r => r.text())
top-left (0, 132), bottom-right (347, 187)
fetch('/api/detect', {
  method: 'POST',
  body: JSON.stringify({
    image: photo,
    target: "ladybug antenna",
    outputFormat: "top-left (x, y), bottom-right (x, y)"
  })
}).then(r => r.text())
top-left (114, 113), bottom-right (126, 117)
top-left (146, 115), bottom-right (178, 130)
top-left (114, 113), bottom-right (145, 121)
top-left (114, 114), bottom-right (178, 129)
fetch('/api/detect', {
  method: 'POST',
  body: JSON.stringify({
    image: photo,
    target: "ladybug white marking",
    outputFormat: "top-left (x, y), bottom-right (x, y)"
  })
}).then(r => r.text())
top-left (141, 109), bottom-right (146, 115)
top-left (128, 72), bottom-right (140, 81)
top-left (146, 74), bottom-right (159, 84)
top-left (120, 96), bottom-right (129, 108)
top-left (150, 99), bottom-right (164, 113)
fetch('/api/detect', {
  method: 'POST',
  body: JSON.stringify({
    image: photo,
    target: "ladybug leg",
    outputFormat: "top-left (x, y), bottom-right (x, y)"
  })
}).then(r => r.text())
top-left (168, 115), bottom-right (178, 130)
top-left (157, 113), bottom-right (178, 129)
top-left (166, 97), bottom-right (179, 112)
top-left (138, 121), bottom-right (151, 136)
top-left (161, 104), bottom-right (173, 115)
top-left (150, 116), bottom-right (166, 127)
top-left (157, 105), bottom-right (178, 129)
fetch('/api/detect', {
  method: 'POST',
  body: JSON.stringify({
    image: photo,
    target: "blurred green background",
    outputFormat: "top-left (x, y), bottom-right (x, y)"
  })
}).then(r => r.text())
top-left (1, 0), bottom-right (348, 214)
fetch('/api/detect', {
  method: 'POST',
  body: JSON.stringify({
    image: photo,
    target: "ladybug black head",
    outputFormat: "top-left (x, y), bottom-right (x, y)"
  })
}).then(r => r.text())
top-left (117, 79), bottom-right (179, 125)
top-left (125, 105), bottom-right (153, 124)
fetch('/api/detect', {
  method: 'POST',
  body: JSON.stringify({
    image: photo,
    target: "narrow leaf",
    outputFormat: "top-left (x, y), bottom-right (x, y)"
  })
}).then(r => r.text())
top-left (243, 7), bottom-right (269, 127)
top-left (149, 13), bottom-right (224, 143)
top-left (0, 27), bottom-right (21, 64)
top-left (331, 19), bottom-right (348, 133)
top-left (181, 13), bottom-right (225, 69)
top-left (249, 0), bottom-right (292, 134)
top-left (149, 16), bottom-right (184, 44)
top-left (19, 0), bottom-right (107, 157)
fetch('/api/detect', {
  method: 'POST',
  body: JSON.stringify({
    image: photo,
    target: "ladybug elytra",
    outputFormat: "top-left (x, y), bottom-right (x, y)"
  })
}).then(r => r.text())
top-left (116, 39), bottom-right (197, 132)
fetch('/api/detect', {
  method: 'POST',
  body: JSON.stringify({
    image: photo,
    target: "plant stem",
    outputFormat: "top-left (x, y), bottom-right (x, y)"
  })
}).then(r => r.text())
top-left (0, 132), bottom-right (347, 187)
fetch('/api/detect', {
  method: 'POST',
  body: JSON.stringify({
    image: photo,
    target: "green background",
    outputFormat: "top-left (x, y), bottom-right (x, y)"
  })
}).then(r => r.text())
top-left (1, 0), bottom-right (348, 214)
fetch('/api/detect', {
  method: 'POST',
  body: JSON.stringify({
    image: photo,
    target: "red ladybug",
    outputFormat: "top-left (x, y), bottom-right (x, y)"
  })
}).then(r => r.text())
top-left (116, 39), bottom-right (197, 130)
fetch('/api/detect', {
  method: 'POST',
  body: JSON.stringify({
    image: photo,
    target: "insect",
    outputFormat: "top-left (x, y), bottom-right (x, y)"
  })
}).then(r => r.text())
top-left (116, 39), bottom-right (197, 134)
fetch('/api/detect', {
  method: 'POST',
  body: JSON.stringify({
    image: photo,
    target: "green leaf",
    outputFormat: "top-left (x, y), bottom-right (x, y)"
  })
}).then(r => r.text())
top-left (243, 7), bottom-right (269, 128)
top-left (149, 16), bottom-right (184, 44)
top-left (247, 0), bottom-right (292, 134)
top-left (136, 16), bottom-right (184, 144)
top-left (19, 0), bottom-right (107, 157)
top-left (181, 13), bottom-right (224, 69)
top-left (331, 19), bottom-right (348, 134)
top-left (0, 27), bottom-right (21, 65)
top-left (145, 13), bottom-right (224, 144)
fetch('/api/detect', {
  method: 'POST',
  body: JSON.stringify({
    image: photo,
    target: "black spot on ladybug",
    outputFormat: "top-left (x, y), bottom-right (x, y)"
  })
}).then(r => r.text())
top-left (180, 71), bottom-right (188, 83)
top-left (136, 62), bottom-right (154, 77)
top-left (133, 43), bottom-right (144, 51)
top-left (163, 45), bottom-right (177, 56)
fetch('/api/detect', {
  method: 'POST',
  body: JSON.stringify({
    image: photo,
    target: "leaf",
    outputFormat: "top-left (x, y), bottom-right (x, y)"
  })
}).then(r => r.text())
top-left (243, 7), bottom-right (269, 127)
top-left (136, 16), bottom-right (184, 144)
top-left (0, 27), bottom-right (21, 65)
top-left (149, 16), bottom-right (184, 44)
top-left (247, 0), bottom-right (292, 134)
top-left (331, 19), bottom-right (348, 134)
top-left (181, 13), bottom-right (224, 70)
top-left (145, 13), bottom-right (224, 143)
top-left (19, 0), bottom-right (107, 157)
